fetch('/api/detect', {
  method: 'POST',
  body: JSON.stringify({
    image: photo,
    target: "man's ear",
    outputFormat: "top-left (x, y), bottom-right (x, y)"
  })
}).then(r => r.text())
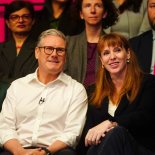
top-left (35, 47), bottom-right (39, 59)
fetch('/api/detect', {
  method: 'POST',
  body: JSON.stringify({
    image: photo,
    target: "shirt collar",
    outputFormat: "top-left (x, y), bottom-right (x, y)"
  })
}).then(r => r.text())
top-left (27, 68), bottom-right (69, 86)
top-left (56, 72), bottom-right (69, 85)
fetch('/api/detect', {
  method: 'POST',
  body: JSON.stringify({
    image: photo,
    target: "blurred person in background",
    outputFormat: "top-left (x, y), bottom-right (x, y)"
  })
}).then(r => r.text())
top-left (0, 1), bottom-right (38, 107)
top-left (0, 0), bottom-right (38, 83)
top-left (64, 0), bottom-right (118, 88)
top-left (129, 0), bottom-right (155, 75)
top-left (31, 0), bottom-right (84, 39)
top-left (105, 0), bottom-right (150, 38)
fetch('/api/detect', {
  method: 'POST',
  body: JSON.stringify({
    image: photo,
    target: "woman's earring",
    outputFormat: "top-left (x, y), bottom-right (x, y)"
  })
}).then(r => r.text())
top-left (102, 65), bottom-right (104, 68)
top-left (126, 59), bottom-right (130, 63)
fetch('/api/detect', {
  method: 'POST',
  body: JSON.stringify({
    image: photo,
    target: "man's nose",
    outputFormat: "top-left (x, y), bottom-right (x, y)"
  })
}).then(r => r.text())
top-left (51, 48), bottom-right (58, 56)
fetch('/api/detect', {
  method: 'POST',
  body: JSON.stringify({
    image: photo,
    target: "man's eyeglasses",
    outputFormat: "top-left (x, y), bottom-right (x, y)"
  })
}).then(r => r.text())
top-left (38, 46), bottom-right (66, 56)
top-left (9, 14), bottom-right (32, 22)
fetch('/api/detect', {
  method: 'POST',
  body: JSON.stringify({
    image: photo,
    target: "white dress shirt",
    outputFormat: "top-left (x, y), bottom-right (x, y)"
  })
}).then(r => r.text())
top-left (0, 71), bottom-right (88, 148)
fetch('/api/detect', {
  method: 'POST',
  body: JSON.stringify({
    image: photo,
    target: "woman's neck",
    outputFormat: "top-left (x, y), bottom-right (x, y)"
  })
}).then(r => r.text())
top-left (111, 68), bottom-right (127, 92)
top-left (115, 0), bottom-right (125, 5)
top-left (86, 25), bottom-right (102, 43)
top-left (52, 1), bottom-right (65, 19)
top-left (13, 33), bottom-right (28, 54)
top-left (110, 76), bottom-right (124, 104)
top-left (113, 78), bottom-right (124, 92)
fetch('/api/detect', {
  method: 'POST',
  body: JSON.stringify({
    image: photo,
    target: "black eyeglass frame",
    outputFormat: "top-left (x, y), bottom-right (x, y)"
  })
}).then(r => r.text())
top-left (37, 46), bottom-right (66, 56)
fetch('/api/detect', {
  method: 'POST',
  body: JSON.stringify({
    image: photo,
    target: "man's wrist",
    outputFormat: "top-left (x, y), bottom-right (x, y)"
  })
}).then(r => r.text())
top-left (41, 147), bottom-right (53, 155)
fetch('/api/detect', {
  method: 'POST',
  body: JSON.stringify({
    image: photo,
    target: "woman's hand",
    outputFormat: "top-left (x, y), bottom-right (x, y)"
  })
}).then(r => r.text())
top-left (85, 120), bottom-right (117, 146)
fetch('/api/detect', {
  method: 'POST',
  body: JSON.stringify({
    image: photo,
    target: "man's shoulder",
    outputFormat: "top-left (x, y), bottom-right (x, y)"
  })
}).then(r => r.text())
top-left (11, 73), bottom-right (35, 86)
top-left (129, 30), bottom-right (153, 51)
top-left (142, 73), bottom-right (155, 84)
top-left (139, 74), bottom-right (155, 95)
top-left (62, 73), bottom-right (82, 83)
top-left (129, 30), bottom-right (152, 43)
top-left (62, 73), bottom-right (85, 89)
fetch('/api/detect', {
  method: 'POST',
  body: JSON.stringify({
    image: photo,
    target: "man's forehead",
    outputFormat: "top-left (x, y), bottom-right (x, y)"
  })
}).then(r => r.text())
top-left (40, 35), bottom-right (66, 46)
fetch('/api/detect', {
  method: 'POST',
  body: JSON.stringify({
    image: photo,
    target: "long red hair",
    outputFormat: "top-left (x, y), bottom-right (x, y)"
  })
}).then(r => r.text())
top-left (90, 33), bottom-right (143, 107)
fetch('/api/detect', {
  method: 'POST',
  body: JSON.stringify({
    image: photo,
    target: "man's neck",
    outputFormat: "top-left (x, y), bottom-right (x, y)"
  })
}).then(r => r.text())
top-left (37, 69), bottom-right (60, 85)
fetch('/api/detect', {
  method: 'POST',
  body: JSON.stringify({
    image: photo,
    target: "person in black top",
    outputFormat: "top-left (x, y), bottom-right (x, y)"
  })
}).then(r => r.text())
top-left (31, 0), bottom-right (84, 39)
top-left (0, 1), bottom-right (38, 83)
top-left (77, 33), bottom-right (155, 155)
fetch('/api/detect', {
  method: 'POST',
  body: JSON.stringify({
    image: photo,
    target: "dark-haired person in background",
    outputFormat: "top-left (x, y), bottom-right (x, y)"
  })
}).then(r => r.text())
top-left (129, 0), bottom-right (155, 75)
top-left (31, 0), bottom-right (84, 39)
top-left (0, 0), bottom-right (38, 83)
top-left (65, 0), bottom-right (118, 88)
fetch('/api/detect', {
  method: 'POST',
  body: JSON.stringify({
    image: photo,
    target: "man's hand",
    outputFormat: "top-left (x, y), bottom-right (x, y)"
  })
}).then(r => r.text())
top-left (24, 148), bottom-right (46, 155)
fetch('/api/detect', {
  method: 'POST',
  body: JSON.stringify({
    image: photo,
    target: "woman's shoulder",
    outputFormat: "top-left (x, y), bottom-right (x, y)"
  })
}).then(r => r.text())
top-left (66, 31), bottom-right (87, 52)
top-left (0, 39), bottom-right (15, 50)
top-left (67, 31), bottom-right (86, 41)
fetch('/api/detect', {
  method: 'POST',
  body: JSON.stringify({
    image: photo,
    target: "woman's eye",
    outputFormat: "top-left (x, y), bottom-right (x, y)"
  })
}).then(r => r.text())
top-left (149, 4), bottom-right (155, 8)
top-left (114, 47), bottom-right (121, 52)
top-left (83, 4), bottom-right (91, 8)
top-left (96, 3), bottom-right (103, 8)
top-left (102, 51), bottom-right (109, 56)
